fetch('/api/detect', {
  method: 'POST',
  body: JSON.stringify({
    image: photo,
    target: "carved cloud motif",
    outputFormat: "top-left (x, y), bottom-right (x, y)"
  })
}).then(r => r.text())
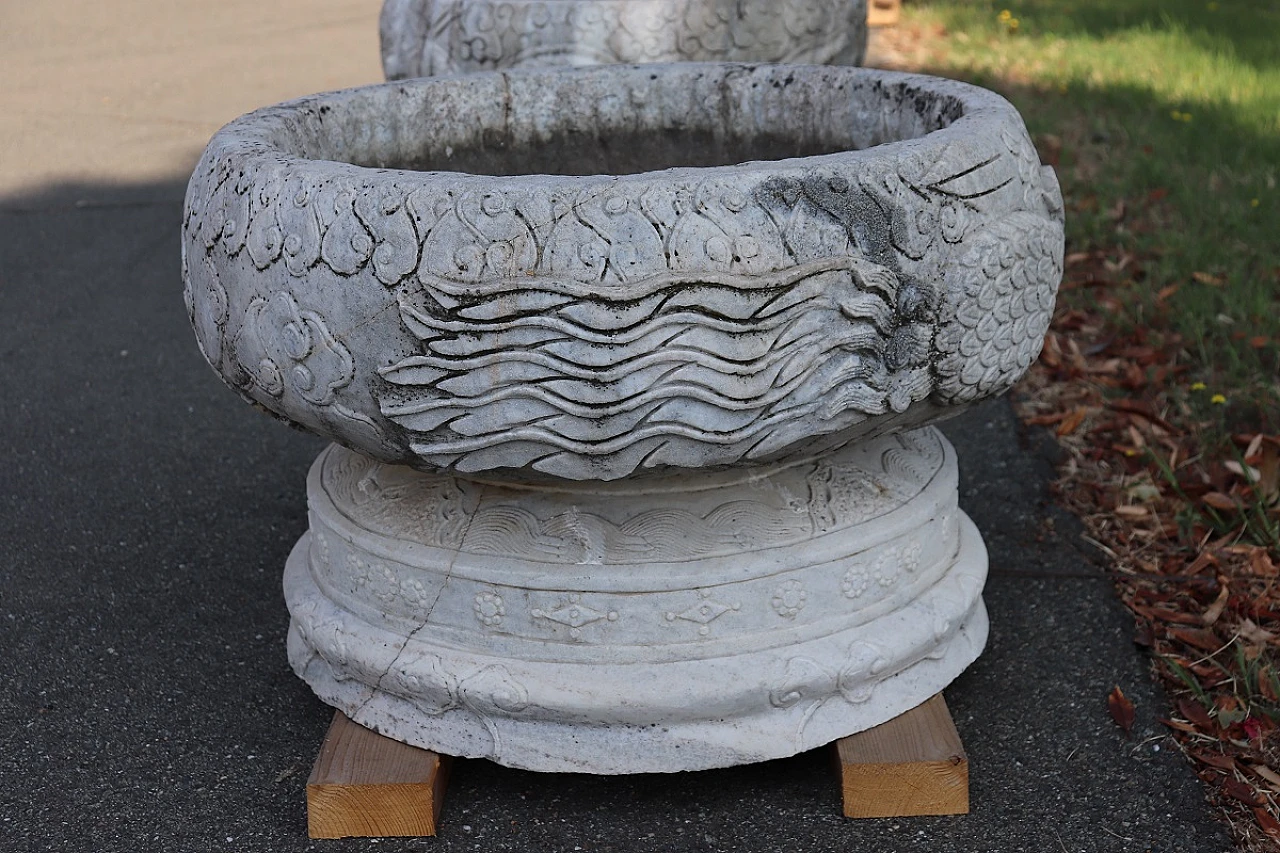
top-left (768, 641), bottom-right (890, 746)
top-left (183, 252), bottom-right (228, 367)
top-left (769, 642), bottom-right (887, 710)
top-left (237, 291), bottom-right (355, 406)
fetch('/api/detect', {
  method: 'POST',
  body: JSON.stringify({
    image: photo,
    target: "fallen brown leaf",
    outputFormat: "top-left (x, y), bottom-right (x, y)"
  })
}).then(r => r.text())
top-left (1162, 718), bottom-right (1199, 733)
top-left (1262, 668), bottom-right (1279, 702)
top-left (1192, 271), bottom-right (1227, 287)
top-left (1224, 460), bottom-right (1261, 482)
top-left (1057, 407), bottom-right (1090, 436)
top-left (1223, 777), bottom-right (1263, 806)
top-left (1194, 750), bottom-right (1239, 772)
top-left (1168, 626), bottom-right (1225, 652)
top-left (1239, 618), bottom-right (1277, 645)
top-left (1108, 685), bottom-right (1136, 736)
top-left (1248, 550), bottom-right (1278, 578)
top-left (1202, 492), bottom-right (1238, 511)
top-left (1251, 807), bottom-right (1280, 840)
top-left (1202, 582), bottom-right (1231, 626)
top-left (1134, 620), bottom-right (1155, 647)
top-left (1180, 698), bottom-right (1217, 731)
top-left (1259, 441), bottom-right (1280, 503)
top-left (1036, 133), bottom-right (1063, 166)
top-left (1133, 605), bottom-right (1202, 625)
top-left (1251, 764), bottom-right (1280, 791)
top-left (1183, 550), bottom-right (1219, 576)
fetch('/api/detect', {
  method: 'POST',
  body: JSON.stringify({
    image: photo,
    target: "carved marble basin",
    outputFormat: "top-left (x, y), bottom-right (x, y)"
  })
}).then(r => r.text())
top-left (183, 63), bottom-right (1062, 483)
top-left (380, 0), bottom-right (868, 78)
top-left (182, 63), bottom-right (1062, 773)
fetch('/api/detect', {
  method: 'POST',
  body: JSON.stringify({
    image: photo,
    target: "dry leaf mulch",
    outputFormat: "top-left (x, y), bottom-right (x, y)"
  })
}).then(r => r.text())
top-left (1013, 249), bottom-right (1280, 850)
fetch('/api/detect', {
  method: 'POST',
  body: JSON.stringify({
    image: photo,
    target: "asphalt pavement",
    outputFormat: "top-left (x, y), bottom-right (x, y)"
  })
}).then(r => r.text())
top-left (0, 3), bottom-right (1233, 851)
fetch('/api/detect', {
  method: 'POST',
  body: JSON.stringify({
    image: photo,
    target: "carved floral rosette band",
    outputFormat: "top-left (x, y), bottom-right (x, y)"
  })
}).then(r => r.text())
top-left (182, 64), bottom-right (1062, 773)
top-left (379, 0), bottom-right (868, 78)
top-left (182, 64), bottom-right (1063, 482)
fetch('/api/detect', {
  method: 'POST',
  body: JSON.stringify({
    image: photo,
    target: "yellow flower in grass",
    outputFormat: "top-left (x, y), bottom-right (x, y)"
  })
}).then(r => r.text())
top-left (996, 10), bottom-right (1020, 31)
top-left (1252, 198), bottom-right (1261, 208)
top-left (1190, 382), bottom-right (1207, 391)
top-left (1211, 394), bottom-right (1227, 405)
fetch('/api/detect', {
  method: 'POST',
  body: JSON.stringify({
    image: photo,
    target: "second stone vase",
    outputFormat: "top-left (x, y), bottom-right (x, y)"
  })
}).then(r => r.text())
top-left (380, 0), bottom-right (869, 78)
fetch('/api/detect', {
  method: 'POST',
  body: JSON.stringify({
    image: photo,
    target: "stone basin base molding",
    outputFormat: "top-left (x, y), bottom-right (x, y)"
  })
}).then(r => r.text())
top-left (284, 426), bottom-right (988, 774)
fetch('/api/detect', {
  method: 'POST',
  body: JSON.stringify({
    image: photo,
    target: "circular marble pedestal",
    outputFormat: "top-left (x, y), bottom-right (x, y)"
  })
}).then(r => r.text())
top-left (285, 426), bottom-right (988, 773)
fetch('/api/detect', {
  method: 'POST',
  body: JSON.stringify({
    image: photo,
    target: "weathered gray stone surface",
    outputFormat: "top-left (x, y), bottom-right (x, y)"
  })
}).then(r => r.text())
top-left (182, 63), bottom-right (1064, 483)
top-left (380, 0), bottom-right (868, 78)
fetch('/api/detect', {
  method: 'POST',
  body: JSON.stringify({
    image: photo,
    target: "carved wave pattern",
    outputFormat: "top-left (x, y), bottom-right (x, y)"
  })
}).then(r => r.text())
top-left (380, 256), bottom-right (932, 477)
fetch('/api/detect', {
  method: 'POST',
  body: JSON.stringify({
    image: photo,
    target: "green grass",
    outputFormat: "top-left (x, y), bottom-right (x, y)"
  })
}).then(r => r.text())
top-left (904, 0), bottom-right (1280, 428)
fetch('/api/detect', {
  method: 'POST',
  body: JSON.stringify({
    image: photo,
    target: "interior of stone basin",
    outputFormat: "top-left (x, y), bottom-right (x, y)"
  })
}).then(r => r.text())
top-left (285, 65), bottom-right (966, 176)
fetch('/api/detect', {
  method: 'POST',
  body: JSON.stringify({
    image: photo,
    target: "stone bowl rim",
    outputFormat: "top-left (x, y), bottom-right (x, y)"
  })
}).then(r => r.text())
top-left (198, 63), bottom-right (1024, 190)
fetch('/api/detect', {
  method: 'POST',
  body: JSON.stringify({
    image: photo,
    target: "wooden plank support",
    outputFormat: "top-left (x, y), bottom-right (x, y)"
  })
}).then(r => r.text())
top-left (306, 711), bottom-right (453, 839)
top-left (867, 0), bottom-right (902, 28)
top-left (834, 693), bottom-right (969, 818)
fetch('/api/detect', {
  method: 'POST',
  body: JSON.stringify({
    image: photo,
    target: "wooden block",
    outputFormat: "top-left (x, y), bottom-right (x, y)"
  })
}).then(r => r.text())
top-left (867, 0), bottom-right (902, 27)
top-left (306, 711), bottom-right (453, 839)
top-left (835, 694), bottom-right (969, 818)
